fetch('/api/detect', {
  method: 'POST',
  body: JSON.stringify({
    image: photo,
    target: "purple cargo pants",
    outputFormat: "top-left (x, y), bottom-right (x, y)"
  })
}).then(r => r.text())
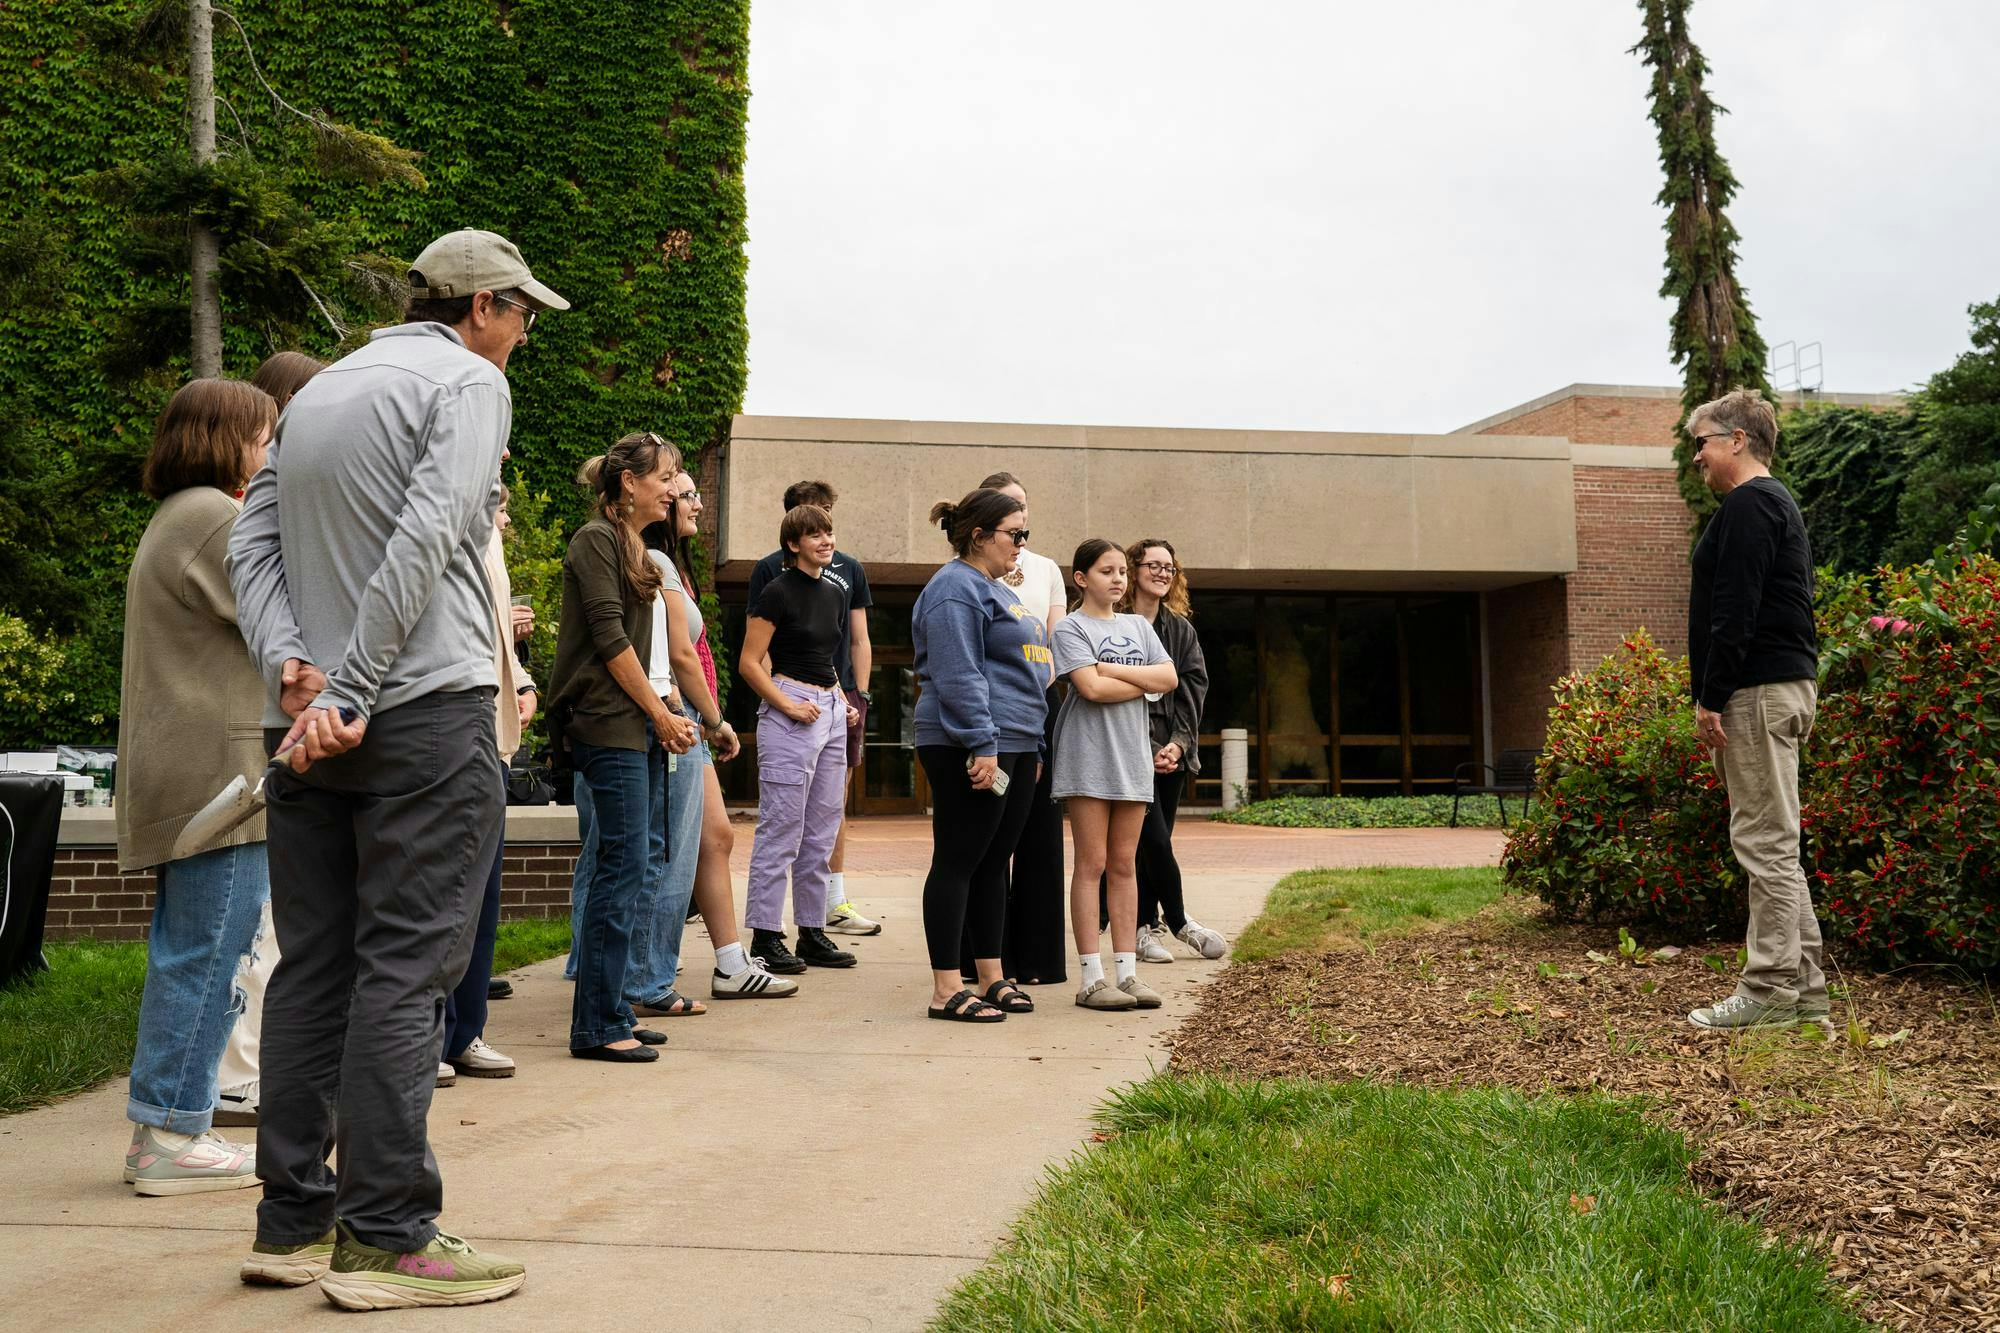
top-left (745, 677), bottom-right (849, 932)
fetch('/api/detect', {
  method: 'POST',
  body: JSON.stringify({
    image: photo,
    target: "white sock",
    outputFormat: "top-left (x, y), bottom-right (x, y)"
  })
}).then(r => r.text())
top-left (715, 942), bottom-right (747, 974)
top-left (1114, 951), bottom-right (1138, 984)
top-left (1079, 952), bottom-right (1105, 988)
top-left (828, 871), bottom-right (846, 905)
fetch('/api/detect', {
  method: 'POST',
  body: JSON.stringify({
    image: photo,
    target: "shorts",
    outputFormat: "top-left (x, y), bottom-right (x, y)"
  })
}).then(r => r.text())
top-left (843, 688), bottom-right (868, 768)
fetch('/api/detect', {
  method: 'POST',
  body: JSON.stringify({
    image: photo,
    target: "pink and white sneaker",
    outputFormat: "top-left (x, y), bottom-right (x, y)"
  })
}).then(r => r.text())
top-left (124, 1123), bottom-right (260, 1196)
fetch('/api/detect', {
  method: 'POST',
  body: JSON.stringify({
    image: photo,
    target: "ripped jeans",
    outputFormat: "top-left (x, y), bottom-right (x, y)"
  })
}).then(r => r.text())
top-left (126, 841), bottom-right (270, 1134)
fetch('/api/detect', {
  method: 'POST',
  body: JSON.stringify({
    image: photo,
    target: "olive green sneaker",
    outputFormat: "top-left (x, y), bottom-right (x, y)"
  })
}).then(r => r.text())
top-left (317, 1223), bottom-right (525, 1310)
top-left (240, 1229), bottom-right (335, 1286)
top-left (1689, 993), bottom-right (1798, 1031)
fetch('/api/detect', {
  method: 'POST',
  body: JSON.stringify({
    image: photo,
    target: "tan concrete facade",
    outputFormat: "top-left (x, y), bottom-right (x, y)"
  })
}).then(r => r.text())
top-left (721, 415), bottom-right (1580, 590)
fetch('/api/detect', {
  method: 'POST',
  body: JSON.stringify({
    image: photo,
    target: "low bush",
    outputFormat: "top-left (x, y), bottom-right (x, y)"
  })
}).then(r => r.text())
top-left (1503, 557), bottom-right (2000, 969)
top-left (0, 612), bottom-right (102, 748)
top-left (1212, 794), bottom-right (1508, 829)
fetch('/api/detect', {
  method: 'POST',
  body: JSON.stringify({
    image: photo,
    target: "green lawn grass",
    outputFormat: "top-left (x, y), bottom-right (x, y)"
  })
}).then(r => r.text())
top-left (934, 1075), bottom-right (1863, 1332)
top-left (1233, 865), bottom-right (1511, 962)
top-left (0, 915), bottom-right (571, 1117)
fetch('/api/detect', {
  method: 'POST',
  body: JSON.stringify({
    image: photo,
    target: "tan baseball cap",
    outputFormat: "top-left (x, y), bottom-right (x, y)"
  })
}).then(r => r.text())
top-left (407, 228), bottom-right (571, 311)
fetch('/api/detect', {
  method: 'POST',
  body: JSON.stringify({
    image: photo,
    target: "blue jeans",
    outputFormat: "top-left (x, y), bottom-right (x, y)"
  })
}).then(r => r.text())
top-left (128, 842), bottom-right (270, 1133)
top-left (568, 738), bottom-right (661, 1049)
top-left (626, 723), bottom-right (708, 1005)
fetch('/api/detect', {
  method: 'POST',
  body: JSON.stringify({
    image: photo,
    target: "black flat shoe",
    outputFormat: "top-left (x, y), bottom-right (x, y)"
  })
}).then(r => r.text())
top-left (487, 978), bottom-right (514, 1000)
top-left (633, 1028), bottom-right (667, 1046)
top-left (571, 1043), bottom-right (659, 1062)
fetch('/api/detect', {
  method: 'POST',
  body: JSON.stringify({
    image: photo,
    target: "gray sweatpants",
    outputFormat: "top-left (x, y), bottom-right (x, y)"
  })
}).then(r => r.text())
top-left (254, 688), bottom-right (502, 1251)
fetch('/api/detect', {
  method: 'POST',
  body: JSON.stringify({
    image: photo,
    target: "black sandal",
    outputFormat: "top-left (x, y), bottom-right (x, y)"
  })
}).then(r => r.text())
top-left (983, 979), bottom-right (1034, 1013)
top-left (927, 988), bottom-right (1005, 1023)
top-left (634, 990), bottom-right (706, 1018)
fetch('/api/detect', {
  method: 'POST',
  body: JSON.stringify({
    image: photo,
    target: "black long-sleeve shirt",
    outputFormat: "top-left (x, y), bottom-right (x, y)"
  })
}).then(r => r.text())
top-left (1688, 476), bottom-right (1818, 712)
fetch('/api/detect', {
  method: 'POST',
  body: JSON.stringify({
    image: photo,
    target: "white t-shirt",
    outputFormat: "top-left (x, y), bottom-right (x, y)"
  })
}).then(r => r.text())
top-left (1000, 548), bottom-right (1067, 628)
top-left (645, 550), bottom-right (685, 699)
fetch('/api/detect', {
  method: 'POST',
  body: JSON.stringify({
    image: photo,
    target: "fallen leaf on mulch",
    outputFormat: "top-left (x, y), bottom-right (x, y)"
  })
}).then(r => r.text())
top-left (1169, 904), bottom-right (2000, 1331)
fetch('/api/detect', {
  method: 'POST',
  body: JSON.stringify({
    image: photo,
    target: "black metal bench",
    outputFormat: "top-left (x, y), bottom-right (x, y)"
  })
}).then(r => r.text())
top-left (1450, 748), bottom-right (1539, 827)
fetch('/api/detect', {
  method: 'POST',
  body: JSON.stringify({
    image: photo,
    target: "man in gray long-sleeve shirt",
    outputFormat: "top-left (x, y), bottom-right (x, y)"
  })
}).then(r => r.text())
top-left (226, 229), bottom-right (566, 1309)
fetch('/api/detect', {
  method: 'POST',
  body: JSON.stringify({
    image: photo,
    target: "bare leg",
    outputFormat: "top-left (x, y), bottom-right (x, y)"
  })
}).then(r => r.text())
top-left (1103, 803), bottom-right (1146, 954)
top-left (690, 763), bottom-right (739, 953)
top-left (1067, 797), bottom-right (1111, 958)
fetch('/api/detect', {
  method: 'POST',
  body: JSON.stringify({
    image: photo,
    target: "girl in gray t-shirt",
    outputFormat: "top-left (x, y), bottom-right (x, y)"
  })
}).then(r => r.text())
top-left (1051, 539), bottom-right (1178, 1010)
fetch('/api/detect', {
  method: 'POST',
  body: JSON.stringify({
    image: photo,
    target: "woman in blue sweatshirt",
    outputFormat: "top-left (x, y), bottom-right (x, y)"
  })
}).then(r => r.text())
top-left (912, 487), bottom-right (1052, 1022)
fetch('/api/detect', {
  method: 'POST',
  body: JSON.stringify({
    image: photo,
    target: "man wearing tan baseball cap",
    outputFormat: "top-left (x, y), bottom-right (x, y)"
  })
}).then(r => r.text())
top-left (227, 225), bottom-right (566, 1308)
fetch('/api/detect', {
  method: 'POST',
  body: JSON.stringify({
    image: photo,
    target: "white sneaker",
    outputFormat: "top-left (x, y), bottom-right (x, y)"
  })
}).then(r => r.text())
top-left (711, 960), bottom-right (800, 999)
top-left (449, 1037), bottom-right (516, 1078)
top-left (125, 1124), bottom-right (259, 1196)
top-left (1176, 919), bottom-right (1228, 960)
top-left (1135, 925), bottom-right (1175, 964)
top-left (436, 1061), bottom-right (457, 1088)
top-left (825, 902), bottom-right (882, 936)
top-left (214, 1080), bottom-right (259, 1127)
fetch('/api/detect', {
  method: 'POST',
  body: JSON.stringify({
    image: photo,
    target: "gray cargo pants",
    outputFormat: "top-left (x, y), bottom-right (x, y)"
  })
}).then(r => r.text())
top-left (254, 688), bottom-right (502, 1251)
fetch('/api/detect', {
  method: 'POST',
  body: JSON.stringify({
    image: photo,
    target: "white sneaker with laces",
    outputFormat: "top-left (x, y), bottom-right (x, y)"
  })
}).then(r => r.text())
top-left (825, 902), bottom-right (882, 936)
top-left (436, 1060), bottom-right (457, 1088)
top-left (712, 959), bottom-right (800, 998)
top-left (1175, 919), bottom-right (1228, 960)
top-left (450, 1037), bottom-right (516, 1078)
top-left (125, 1124), bottom-right (259, 1196)
top-left (1135, 925), bottom-right (1175, 963)
top-left (214, 1080), bottom-right (259, 1127)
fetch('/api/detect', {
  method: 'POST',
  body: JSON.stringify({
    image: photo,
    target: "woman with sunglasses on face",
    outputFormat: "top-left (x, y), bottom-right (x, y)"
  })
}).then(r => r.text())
top-left (1052, 539), bottom-right (1177, 1011)
top-left (956, 471), bottom-right (1069, 987)
top-left (547, 433), bottom-right (699, 1063)
top-left (1120, 539), bottom-right (1224, 962)
top-left (913, 488), bottom-right (1051, 1022)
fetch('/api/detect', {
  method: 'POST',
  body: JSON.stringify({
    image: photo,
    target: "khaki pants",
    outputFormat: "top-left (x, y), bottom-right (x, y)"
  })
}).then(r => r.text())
top-left (1716, 679), bottom-right (1825, 1005)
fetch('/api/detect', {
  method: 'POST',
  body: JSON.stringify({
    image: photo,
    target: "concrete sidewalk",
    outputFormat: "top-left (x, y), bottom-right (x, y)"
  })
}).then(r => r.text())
top-left (0, 829), bottom-right (1503, 1330)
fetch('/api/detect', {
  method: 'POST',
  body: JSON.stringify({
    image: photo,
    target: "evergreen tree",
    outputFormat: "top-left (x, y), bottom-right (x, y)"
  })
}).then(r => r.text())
top-left (1889, 297), bottom-right (2000, 564)
top-left (1632, 0), bottom-right (1775, 532)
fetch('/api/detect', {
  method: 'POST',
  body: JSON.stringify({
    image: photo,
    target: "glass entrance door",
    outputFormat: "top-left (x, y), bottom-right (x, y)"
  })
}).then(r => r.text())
top-left (853, 648), bottom-right (927, 814)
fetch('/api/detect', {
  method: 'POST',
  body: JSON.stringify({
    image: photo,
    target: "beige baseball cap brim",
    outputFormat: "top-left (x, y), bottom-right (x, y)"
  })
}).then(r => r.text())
top-left (408, 228), bottom-right (571, 312)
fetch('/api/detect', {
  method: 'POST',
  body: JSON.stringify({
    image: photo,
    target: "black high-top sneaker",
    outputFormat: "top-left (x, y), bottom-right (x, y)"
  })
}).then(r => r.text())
top-left (794, 926), bottom-right (858, 968)
top-left (750, 928), bottom-right (807, 975)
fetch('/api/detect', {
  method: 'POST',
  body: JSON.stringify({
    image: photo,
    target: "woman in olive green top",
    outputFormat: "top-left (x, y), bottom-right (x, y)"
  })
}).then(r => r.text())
top-left (547, 432), bottom-right (698, 1061)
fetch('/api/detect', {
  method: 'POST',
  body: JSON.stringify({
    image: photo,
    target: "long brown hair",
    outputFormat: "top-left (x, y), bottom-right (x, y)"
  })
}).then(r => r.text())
top-left (1119, 537), bottom-right (1191, 619)
top-left (142, 378), bottom-right (276, 499)
top-left (249, 350), bottom-right (325, 411)
top-left (577, 432), bottom-right (669, 602)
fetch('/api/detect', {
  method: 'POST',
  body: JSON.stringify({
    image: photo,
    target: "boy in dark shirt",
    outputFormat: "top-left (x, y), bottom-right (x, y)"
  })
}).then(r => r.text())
top-left (1684, 389), bottom-right (1826, 1032)
top-left (740, 504), bottom-right (862, 971)
top-left (747, 480), bottom-right (879, 935)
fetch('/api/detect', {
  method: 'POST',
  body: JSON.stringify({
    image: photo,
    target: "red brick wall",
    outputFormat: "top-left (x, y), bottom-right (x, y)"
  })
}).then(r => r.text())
top-left (1478, 392), bottom-right (1684, 448)
top-left (1570, 466), bottom-right (1691, 669)
top-left (43, 843), bottom-right (581, 940)
top-left (1486, 579), bottom-right (1569, 753)
top-left (1480, 398), bottom-right (1576, 442)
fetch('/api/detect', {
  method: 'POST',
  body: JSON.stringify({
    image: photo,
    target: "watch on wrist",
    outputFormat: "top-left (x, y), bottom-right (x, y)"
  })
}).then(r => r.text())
top-left (516, 685), bottom-right (536, 697)
top-left (858, 690), bottom-right (873, 704)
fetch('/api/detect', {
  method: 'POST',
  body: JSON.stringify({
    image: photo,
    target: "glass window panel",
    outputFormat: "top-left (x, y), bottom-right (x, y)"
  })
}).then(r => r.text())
top-left (1405, 596), bottom-right (1475, 737)
top-left (1193, 594), bottom-right (1257, 733)
top-left (1337, 598), bottom-right (1400, 739)
top-left (1338, 743), bottom-right (1403, 784)
top-left (1411, 743), bottom-right (1473, 786)
top-left (1262, 596), bottom-right (1330, 793)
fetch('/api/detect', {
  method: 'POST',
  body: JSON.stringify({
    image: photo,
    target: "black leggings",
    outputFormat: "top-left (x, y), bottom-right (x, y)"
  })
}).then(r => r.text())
top-left (918, 748), bottom-right (1039, 973)
top-left (1099, 769), bottom-right (1189, 932)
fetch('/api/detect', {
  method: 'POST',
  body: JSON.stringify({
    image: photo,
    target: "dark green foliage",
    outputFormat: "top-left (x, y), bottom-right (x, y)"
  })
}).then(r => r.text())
top-left (1784, 405), bottom-right (1920, 575)
top-left (0, 1), bottom-right (749, 745)
top-left (1891, 297), bottom-right (2000, 564)
top-left (1211, 795), bottom-right (1508, 829)
top-left (1632, 0), bottom-right (1776, 533)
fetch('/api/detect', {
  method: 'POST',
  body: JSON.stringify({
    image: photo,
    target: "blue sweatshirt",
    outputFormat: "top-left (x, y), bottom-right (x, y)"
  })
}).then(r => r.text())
top-left (913, 558), bottom-right (1052, 756)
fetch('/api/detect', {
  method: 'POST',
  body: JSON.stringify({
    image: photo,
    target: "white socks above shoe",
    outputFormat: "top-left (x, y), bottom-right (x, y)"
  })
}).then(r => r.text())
top-left (1114, 951), bottom-right (1137, 984)
top-left (828, 871), bottom-right (846, 905)
top-left (1079, 953), bottom-right (1105, 988)
top-left (715, 942), bottom-right (748, 975)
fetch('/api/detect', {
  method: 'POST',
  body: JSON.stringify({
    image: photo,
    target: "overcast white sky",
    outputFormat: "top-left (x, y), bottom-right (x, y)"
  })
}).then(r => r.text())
top-left (741, 1), bottom-right (2000, 435)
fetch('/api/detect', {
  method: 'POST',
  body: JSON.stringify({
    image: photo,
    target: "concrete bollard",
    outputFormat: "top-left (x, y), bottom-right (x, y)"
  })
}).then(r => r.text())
top-left (1220, 728), bottom-right (1249, 810)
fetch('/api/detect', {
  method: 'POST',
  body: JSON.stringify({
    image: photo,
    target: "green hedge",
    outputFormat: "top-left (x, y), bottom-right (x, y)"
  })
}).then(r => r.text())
top-left (0, 1), bottom-right (748, 745)
top-left (1212, 795), bottom-right (1511, 829)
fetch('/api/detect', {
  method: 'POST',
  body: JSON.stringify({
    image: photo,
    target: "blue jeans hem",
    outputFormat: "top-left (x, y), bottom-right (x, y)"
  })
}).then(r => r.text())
top-left (127, 1096), bottom-right (214, 1136)
top-left (569, 1023), bottom-right (635, 1050)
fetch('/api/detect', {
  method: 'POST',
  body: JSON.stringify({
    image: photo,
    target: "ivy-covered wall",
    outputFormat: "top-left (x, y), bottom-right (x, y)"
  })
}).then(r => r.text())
top-left (0, 0), bottom-right (749, 744)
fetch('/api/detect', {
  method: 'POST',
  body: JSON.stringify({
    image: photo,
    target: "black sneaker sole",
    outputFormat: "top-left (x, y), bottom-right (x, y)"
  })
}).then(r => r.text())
top-left (799, 953), bottom-right (858, 968)
top-left (755, 956), bottom-right (809, 975)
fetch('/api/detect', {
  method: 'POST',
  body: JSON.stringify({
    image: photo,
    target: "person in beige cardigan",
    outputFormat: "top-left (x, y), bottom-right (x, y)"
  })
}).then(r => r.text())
top-left (116, 377), bottom-right (278, 1196)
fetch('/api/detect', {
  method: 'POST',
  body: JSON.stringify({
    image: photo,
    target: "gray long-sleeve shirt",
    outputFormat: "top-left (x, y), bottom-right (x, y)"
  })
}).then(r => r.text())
top-left (228, 322), bottom-right (510, 726)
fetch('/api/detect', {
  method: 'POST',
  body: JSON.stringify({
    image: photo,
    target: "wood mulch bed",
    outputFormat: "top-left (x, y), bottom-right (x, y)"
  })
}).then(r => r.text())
top-left (1168, 904), bottom-right (1999, 1331)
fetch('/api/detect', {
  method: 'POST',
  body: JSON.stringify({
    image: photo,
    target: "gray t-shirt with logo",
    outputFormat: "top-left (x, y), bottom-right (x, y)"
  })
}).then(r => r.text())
top-left (1051, 611), bottom-right (1169, 802)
